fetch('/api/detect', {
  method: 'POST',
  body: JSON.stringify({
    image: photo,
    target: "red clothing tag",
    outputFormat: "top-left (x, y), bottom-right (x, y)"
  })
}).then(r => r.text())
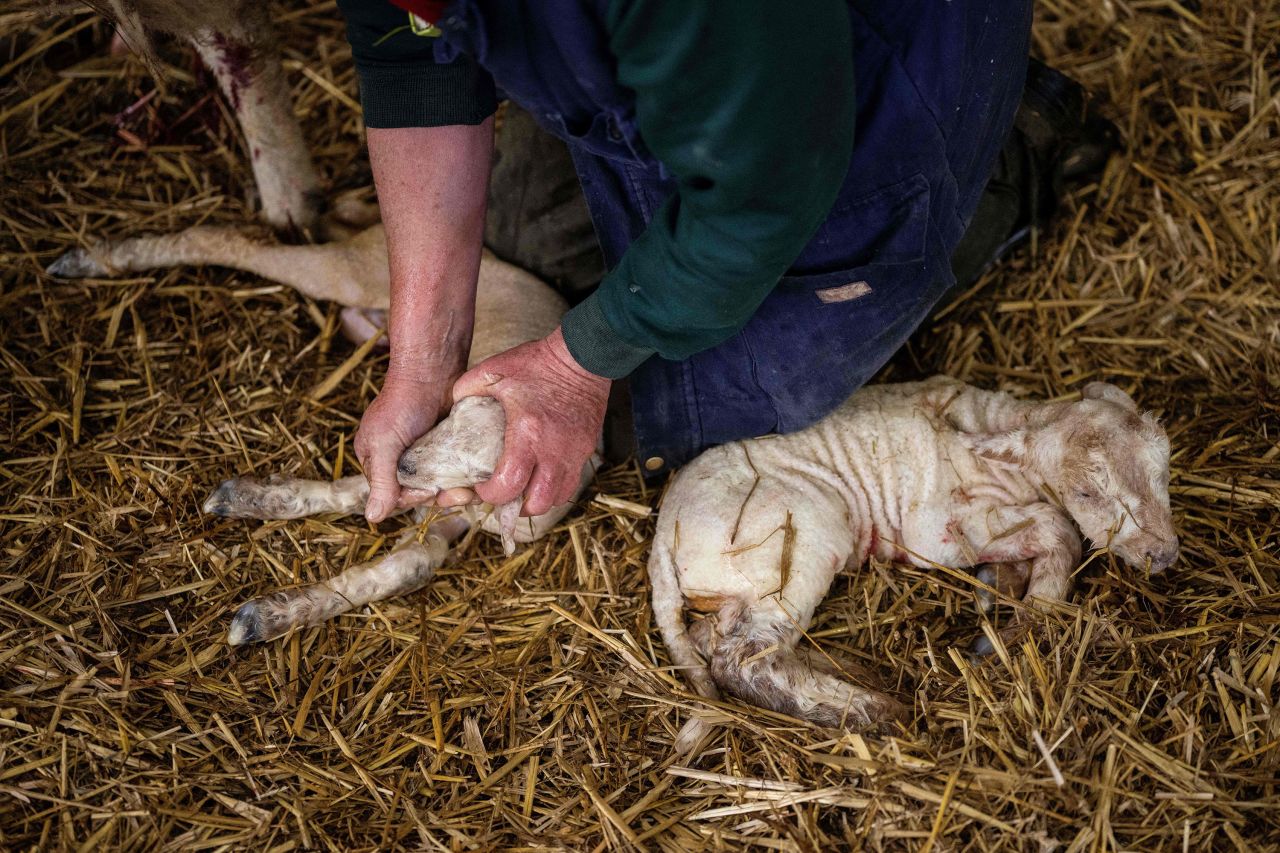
top-left (386, 0), bottom-right (449, 25)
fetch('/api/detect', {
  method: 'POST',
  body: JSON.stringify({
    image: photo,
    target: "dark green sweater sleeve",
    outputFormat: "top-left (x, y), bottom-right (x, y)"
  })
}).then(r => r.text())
top-left (337, 0), bottom-right (497, 128)
top-left (560, 0), bottom-right (856, 378)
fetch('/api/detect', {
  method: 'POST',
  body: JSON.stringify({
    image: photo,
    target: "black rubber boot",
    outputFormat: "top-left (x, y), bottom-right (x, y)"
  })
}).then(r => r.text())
top-left (949, 58), bottom-right (1119, 290)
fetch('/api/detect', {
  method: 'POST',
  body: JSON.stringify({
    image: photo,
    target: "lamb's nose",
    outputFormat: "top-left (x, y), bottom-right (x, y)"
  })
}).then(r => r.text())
top-left (1145, 544), bottom-right (1179, 573)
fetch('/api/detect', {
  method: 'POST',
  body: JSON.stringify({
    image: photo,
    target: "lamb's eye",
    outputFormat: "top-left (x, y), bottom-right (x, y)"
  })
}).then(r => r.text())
top-left (1075, 490), bottom-right (1094, 501)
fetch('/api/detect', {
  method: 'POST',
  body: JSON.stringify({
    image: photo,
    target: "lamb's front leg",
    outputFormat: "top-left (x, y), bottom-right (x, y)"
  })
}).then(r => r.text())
top-left (974, 561), bottom-right (1031, 612)
top-left (227, 513), bottom-right (470, 645)
top-left (954, 503), bottom-right (1083, 608)
top-left (952, 504), bottom-right (1082, 654)
top-left (203, 474), bottom-right (370, 520)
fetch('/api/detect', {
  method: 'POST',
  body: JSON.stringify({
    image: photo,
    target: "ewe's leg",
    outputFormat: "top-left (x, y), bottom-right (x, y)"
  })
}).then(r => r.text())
top-left (189, 17), bottom-right (323, 233)
top-left (48, 225), bottom-right (391, 310)
top-left (203, 475), bottom-right (370, 520)
top-left (227, 514), bottom-right (470, 645)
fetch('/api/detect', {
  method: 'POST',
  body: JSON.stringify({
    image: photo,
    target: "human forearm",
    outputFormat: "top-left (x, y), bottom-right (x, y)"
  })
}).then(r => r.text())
top-left (368, 121), bottom-right (494, 385)
top-left (356, 121), bottom-right (493, 522)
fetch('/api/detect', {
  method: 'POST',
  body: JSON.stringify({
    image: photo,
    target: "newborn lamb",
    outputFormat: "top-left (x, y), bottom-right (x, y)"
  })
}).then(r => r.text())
top-left (648, 376), bottom-right (1176, 750)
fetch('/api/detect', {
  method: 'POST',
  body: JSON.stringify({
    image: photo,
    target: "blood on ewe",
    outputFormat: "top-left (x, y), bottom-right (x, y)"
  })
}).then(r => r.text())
top-left (63, 0), bottom-right (327, 233)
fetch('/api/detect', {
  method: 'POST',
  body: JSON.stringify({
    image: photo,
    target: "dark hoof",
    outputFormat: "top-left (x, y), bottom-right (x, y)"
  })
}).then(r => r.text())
top-left (227, 601), bottom-right (268, 646)
top-left (47, 248), bottom-right (105, 278)
top-left (202, 480), bottom-right (239, 517)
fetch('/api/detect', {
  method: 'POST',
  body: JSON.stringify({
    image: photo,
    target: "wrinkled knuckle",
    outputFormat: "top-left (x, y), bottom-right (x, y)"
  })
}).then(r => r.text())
top-left (526, 479), bottom-right (552, 506)
top-left (494, 466), bottom-right (528, 494)
top-left (514, 415), bottom-right (545, 443)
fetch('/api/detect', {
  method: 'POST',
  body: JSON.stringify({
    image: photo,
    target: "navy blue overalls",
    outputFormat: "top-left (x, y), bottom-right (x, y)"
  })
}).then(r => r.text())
top-left (427, 1), bottom-right (1033, 473)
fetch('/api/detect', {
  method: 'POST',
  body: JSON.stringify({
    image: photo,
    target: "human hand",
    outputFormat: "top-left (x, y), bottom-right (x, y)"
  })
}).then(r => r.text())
top-left (354, 371), bottom-right (473, 522)
top-left (451, 328), bottom-right (609, 517)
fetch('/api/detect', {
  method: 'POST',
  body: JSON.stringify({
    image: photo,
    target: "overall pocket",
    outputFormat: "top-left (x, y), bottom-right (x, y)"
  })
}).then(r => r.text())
top-left (742, 171), bottom-right (943, 432)
top-left (785, 171), bottom-right (930, 277)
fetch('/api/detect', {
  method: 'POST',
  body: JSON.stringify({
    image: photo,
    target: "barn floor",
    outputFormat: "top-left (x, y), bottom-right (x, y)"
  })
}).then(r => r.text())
top-left (2, 2), bottom-right (1278, 850)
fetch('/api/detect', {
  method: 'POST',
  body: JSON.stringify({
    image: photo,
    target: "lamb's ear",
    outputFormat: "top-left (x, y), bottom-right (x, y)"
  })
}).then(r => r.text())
top-left (959, 429), bottom-right (1028, 468)
top-left (1082, 381), bottom-right (1138, 412)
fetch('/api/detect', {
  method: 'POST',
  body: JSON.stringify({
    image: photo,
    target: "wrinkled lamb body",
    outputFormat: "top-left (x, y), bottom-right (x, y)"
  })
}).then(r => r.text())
top-left (651, 376), bottom-right (1176, 751)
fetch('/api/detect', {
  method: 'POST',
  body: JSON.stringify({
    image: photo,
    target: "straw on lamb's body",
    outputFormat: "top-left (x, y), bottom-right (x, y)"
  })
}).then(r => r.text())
top-left (650, 376), bottom-right (1176, 751)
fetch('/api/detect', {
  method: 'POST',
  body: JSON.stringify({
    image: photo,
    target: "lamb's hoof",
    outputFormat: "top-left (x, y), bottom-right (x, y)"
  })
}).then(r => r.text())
top-left (203, 480), bottom-right (243, 517)
top-left (47, 248), bottom-right (107, 278)
top-left (496, 500), bottom-right (521, 557)
top-left (972, 634), bottom-right (996, 657)
top-left (674, 717), bottom-right (714, 756)
top-left (227, 595), bottom-right (295, 646)
top-left (975, 566), bottom-right (998, 613)
top-left (227, 602), bottom-right (267, 646)
top-left (854, 692), bottom-right (910, 731)
top-left (877, 695), bottom-right (911, 726)
top-left (339, 307), bottom-right (389, 349)
top-left (971, 621), bottom-right (1032, 657)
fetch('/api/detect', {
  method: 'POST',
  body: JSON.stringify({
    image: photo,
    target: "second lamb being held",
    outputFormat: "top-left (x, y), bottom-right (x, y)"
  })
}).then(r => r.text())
top-left (649, 376), bottom-right (1176, 750)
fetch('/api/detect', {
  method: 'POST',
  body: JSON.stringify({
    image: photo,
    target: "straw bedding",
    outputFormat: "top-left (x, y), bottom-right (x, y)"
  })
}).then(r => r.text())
top-left (1, 1), bottom-right (1277, 849)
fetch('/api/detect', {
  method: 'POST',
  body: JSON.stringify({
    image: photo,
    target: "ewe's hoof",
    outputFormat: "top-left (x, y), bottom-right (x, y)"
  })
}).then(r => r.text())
top-left (47, 248), bottom-right (107, 278)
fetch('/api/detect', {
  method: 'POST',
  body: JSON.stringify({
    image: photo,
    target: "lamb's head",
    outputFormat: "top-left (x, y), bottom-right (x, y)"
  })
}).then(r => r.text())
top-left (967, 382), bottom-right (1178, 573)
top-left (396, 396), bottom-right (505, 496)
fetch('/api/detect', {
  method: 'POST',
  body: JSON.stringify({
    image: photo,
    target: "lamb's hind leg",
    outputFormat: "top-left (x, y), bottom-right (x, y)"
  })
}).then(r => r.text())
top-left (707, 599), bottom-right (905, 729)
top-left (227, 513), bottom-right (470, 645)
